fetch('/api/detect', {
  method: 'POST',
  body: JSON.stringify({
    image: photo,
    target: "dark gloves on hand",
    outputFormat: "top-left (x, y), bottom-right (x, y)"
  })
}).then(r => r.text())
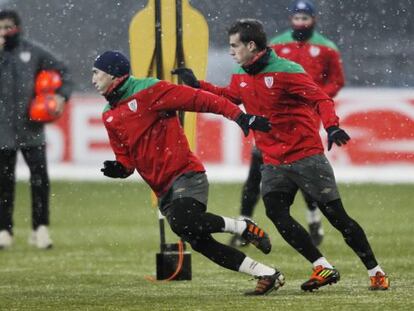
top-left (235, 113), bottom-right (272, 137)
top-left (171, 67), bottom-right (200, 88)
top-left (100, 160), bottom-right (133, 178)
top-left (326, 126), bottom-right (351, 151)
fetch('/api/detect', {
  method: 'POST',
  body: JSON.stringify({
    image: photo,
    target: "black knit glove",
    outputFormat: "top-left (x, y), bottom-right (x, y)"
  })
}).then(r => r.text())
top-left (327, 126), bottom-right (351, 151)
top-left (101, 161), bottom-right (133, 178)
top-left (235, 113), bottom-right (272, 137)
top-left (171, 67), bottom-right (200, 88)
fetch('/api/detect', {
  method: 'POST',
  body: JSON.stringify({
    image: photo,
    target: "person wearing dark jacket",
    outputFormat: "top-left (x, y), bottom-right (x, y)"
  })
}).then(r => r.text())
top-left (92, 50), bottom-right (285, 295)
top-left (0, 10), bottom-right (73, 249)
top-left (173, 19), bottom-right (389, 291)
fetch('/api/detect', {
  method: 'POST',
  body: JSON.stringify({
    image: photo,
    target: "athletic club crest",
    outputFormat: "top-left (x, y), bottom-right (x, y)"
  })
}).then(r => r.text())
top-left (128, 99), bottom-right (138, 112)
top-left (309, 46), bottom-right (320, 57)
top-left (281, 47), bottom-right (291, 54)
top-left (264, 76), bottom-right (274, 88)
top-left (19, 51), bottom-right (31, 63)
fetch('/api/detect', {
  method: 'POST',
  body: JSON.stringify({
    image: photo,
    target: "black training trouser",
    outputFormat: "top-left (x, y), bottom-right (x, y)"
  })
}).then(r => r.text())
top-left (165, 197), bottom-right (246, 271)
top-left (263, 191), bottom-right (378, 269)
top-left (0, 146), bottom-right (50, 233)
top-left (240, 147), bottom-right (262, 217)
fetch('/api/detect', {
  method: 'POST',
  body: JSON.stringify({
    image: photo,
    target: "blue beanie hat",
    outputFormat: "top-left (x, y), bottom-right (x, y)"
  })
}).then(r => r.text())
top-left (93, 51), bottom-right (130, 77)
top-left (290, 0), bottom-right (316, 16)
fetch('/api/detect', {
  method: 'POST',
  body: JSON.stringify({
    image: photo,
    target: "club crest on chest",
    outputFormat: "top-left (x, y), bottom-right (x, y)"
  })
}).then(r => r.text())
top-left (19, 51), bottom-right (31, 63)
top-left (264, 76), bottom-right (274, 88)
top-left (281, 47), bottom-right (291, 55)
top-left (128, 99), bottom-right (138, 112)
top-left (309, 46), bottom-right (320, 57)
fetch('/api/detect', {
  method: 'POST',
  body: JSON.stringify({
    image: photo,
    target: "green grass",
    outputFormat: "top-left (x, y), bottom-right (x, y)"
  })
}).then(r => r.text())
top-left (1, 181), bottom-right (413, 310)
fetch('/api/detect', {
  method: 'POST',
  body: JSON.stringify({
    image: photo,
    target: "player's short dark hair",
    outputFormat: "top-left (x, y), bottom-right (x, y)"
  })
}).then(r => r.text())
top-left (0, 10), bottom-right (21, 27)
top-left (228, 19), bottom-right (267, 51)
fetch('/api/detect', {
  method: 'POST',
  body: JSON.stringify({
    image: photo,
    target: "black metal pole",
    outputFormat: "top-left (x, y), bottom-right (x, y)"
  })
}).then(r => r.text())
top-left (155, 0), bottom-right (163, 80)
top-left (175, 0), bottom-right (187, 250)
top-left (155, 0), bottom-right (166, 252)
top-left (176, 0), bottom-right (184, 68)
top-left (176, 0), bottom-right (185, 125)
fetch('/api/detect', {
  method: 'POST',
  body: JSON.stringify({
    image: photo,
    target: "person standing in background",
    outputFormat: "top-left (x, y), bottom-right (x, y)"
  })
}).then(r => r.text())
top-left (0, 10), bottom-right (73, 249)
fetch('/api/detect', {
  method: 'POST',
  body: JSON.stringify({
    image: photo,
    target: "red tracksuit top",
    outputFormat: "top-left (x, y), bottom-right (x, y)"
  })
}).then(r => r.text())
top-left (102, 76), bottom-right (242, 196)
top-left (199, 51), bottom-right (339, 166)
top-left (270, 30), bottom-right (345, 97)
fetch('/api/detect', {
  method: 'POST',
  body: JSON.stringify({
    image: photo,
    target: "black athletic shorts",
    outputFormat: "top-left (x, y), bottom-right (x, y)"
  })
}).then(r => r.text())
top-left (261, 154), bottom-right (340, 204)
top-left (158, 171), bottom-right (209, 215)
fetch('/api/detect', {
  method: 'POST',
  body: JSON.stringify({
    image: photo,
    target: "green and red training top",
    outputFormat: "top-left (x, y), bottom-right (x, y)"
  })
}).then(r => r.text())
top-left (270, 30), bottom-right (345, 97)
top-left (102, 76), bottom-right (242, 196)
top-left (199, 50), bottom-right (340, 166)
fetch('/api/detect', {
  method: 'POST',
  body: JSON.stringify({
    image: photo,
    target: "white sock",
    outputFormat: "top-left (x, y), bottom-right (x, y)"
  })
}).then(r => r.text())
top-left (368, 265), bottom-right (385, 277)
top-left (222, 216), bottom-right (247, 235)
top-left (307, 208), bottom-right (321, 224)
top-left (312, 257), bottom-right (333, 269)
top-left (238, 256), bottom-right (275, 277)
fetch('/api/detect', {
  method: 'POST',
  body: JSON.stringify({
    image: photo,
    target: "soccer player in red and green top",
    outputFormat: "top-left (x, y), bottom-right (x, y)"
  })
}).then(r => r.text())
top-left (92, 50), bottom-right (286, 295)
top-left (173, 19), bottom-right (389, 291)
top-left (231, 0), bottom-right (346, 249)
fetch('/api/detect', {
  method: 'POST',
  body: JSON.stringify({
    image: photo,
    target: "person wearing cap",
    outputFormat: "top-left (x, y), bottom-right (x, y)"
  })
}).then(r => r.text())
top-left (230, 0), bottom-right (346, 249)
top-left (173, 18), bottom-right (388, 291)
top-left (0, 10), bottom-right (73, 249)
top-left (92, 50), bottom-right (286, 296)
top-left (271, 0), bottom-right (345, 96)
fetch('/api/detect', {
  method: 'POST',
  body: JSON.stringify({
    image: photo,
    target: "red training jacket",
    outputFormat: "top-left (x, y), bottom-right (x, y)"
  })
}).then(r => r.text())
top-left (199, 51), bottom-right (339, 166)
top-left (102, 76), bottom-right (242, 196)
top-left (270, 30), bottom-right (345, 98)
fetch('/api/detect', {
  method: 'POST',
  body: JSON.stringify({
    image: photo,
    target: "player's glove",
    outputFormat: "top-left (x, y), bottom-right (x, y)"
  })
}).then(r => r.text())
top-left (100, 160), bottom-right (133, 178)
top-left (235, 113), bottom-right (272, 137)
top-left (171, 67), bottom-right (200, 88)
top-left (326, 126), bottom-right (351, 151)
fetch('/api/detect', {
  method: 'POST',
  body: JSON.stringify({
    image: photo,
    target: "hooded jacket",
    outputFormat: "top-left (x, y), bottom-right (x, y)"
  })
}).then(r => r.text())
top-left (102, 76), bottom-right (243, 196)
top-left (199, 50), bottom-right (339, 166)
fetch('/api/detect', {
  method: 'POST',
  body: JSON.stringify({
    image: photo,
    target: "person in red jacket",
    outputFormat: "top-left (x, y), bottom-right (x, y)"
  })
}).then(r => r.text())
top-left (92, 50), bottom-right (285, 295)
top-left (230, 0), bottom-right (346, 249)
top-left (271, 1), bottom-right (345, 97)
top-left (173, 19), bottom-right (388, 291)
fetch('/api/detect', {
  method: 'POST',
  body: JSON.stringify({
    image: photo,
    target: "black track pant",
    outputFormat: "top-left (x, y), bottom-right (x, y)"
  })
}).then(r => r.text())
top-left (240, 147), bottom-right (262, 217)
top-left (165, 198), bottom-right (246, 271)
top-left (240, 147), bottom-right (318, 218)
top-left (263, 191), bottom-right (378, 269)
top-left (0, 146), bottom-right (50, 233)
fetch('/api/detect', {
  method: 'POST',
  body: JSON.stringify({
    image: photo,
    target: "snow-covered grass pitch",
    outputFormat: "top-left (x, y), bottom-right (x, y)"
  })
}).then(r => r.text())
top-left (1, 181), bottom-right (412, 310)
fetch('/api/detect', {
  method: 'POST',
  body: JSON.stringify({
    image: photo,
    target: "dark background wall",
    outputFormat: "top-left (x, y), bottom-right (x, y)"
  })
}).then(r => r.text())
top-left (3, 0), bottom-right (413, 90)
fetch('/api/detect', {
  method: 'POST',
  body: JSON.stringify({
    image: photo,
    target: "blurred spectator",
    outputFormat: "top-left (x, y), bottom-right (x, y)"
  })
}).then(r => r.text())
top-left (0, 10), bottom-right (73, 249)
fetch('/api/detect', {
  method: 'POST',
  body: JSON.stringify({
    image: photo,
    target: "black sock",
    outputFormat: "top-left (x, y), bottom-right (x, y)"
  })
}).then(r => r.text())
top-left (263, 191), bottom-right (323, 263)
top-left (190, 234), bottom-right (246, 271)
top-left (302, 191), bottom-right (319, 212)
top-left (240, 148), bottom-right (263, 217)
top-left (319, 199), bottom-right (378, 269)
